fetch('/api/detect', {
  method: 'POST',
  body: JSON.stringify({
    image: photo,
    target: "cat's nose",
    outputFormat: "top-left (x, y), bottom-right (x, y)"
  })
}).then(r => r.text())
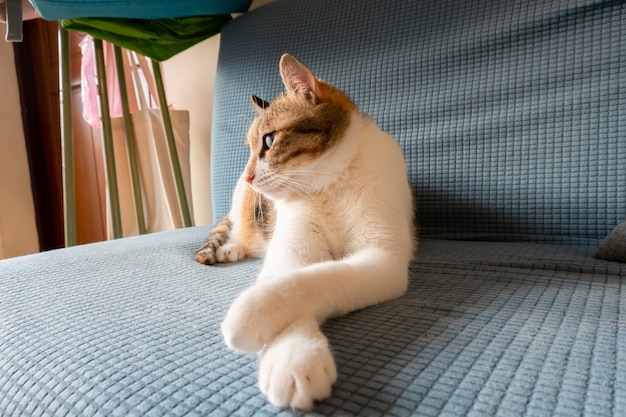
top-left (245, 174), bottom-right (255, 184)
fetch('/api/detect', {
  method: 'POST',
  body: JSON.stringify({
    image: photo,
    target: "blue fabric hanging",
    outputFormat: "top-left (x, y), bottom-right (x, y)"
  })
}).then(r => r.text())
top-left (28, 0), bottom-right (252, 20)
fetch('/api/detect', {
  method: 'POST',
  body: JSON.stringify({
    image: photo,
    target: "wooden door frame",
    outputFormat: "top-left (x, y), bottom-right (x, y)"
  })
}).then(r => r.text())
top-left (13, 19), bottom-right (64, 251)
top-left (13, 19), bottom-right (107, 250)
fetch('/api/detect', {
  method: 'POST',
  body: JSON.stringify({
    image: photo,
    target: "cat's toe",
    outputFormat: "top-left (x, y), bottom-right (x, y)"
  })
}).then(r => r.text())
top-left (259, 320), bottom-right (337, 410)
top-left (195, 248), bottom-right (217, 265)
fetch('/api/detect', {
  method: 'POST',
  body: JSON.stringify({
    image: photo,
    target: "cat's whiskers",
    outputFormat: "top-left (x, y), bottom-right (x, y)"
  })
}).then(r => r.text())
top-left (255, 191), bottom-right (264, 228)
top-left (281, 169), bottom-right (366, 189)
top-left (272, 173), bottom-right (318, 203)
top-left (276, 170), bottom-right (365, 200)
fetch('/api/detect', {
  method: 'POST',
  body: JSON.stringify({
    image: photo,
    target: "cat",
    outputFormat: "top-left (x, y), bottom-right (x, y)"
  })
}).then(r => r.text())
top-left (195, 53), bottom-right (416, 410)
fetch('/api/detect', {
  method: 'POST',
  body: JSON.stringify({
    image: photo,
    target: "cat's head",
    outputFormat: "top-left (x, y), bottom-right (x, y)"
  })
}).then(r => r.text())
top-left (243, 54), bottom-right (356, 201)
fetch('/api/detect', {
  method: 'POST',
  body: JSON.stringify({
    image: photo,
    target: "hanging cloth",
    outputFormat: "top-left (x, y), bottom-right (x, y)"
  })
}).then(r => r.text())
top-left (61, 14), bottom-right (231, 61)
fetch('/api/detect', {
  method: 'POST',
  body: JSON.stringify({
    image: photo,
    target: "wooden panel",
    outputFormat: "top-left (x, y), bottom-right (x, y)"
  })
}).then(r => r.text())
top-left (69, 32), bottom-right (107, 244)
top-left (71, 79), bottom-right (107, 244)
top-left (15, 20), bottom-right (64, 250)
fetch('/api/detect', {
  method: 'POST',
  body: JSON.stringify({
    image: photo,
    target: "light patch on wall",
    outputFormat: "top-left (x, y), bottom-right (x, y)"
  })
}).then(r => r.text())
top-left (0, 23), bottom-right (39, 258)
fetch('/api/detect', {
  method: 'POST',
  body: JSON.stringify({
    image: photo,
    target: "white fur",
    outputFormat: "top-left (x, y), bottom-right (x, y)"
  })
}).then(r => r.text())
top-left (221, 112), bottom-right (414, 410)
top-left (216, 243), bottom-right (245, 263)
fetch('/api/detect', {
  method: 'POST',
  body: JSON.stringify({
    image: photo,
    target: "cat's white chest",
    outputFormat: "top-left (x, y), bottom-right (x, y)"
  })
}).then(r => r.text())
top-left (272, 195), bottom-right (353, 263)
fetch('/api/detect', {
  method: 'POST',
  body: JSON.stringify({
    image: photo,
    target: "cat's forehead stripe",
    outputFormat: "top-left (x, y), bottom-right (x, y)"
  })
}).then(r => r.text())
top-left (256, 98), bottom-right (350, 164)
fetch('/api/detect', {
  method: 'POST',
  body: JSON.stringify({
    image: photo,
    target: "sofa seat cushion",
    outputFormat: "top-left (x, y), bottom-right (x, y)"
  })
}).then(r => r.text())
top-left (1, 227), bottom-right (623, 416)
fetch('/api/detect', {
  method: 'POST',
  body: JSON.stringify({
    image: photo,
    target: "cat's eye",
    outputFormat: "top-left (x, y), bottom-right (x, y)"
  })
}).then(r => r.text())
top-left (263, 132), bottom-right (275, 151)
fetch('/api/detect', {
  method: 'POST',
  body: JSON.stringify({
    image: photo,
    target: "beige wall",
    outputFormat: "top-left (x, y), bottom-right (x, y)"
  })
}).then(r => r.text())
top-left (0, 24), bottom-right (39, 259)
top-left (161, 0), bottom-right (274, 226)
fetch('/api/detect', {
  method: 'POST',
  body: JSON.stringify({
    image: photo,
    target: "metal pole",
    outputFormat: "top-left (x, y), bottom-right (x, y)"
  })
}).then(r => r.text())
top-left (58, 26), bottom-right (76, 247)
top-left (150, 59), bottom-right (193, 228)
top-left (93, 39), bottom-right (123, 239)
top-left (113, 46), bottom-right (146, 235)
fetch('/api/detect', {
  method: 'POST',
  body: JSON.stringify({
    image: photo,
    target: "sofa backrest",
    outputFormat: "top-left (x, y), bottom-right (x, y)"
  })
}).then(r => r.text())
top-left (211, 0), bottom-right (625, 245)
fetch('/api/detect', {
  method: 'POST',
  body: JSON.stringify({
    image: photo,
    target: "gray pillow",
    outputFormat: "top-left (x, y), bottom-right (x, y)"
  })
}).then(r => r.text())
top-left (595, 221), bottom-right (626, 262)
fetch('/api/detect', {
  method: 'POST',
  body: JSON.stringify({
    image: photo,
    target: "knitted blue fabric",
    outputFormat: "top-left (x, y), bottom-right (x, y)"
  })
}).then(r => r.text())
top-left (1, 229), bottom-right (624, 416)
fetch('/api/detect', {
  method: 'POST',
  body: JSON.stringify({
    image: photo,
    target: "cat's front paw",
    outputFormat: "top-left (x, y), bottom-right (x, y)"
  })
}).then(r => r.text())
top-left (259, 320), bottom-right (337, 410)
top-left (222, 283), bottom-right (304, 352)
top-left (195, 245), bottom-right (218, 265)
top-left (195, 242), bottom-right (245, 265)
top-left (216, 243), bottom-right (245, 263)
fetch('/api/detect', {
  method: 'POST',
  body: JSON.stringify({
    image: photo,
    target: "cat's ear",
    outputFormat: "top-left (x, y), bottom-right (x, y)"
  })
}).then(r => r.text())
top-left (279, 53), bottom-right (320, 102)
top-left (251, 95), bottom-right (270, 111)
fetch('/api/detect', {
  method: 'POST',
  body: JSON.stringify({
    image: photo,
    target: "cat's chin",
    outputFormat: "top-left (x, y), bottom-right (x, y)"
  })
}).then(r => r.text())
top-left (250, 177), bottom-right (305, 201)
top-left (254, 186), bottom-right (306, 203)
top-left (249, 183), bottom-right (283, 201)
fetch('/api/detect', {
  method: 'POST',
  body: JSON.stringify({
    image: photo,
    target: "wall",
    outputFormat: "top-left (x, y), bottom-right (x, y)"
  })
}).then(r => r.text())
top-left (161, 0), bottom-right (274, 226)
top-left (0, 24), bottom-right (39, 259)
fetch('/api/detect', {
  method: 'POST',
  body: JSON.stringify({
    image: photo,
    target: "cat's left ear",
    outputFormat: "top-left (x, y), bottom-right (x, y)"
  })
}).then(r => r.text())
top-left (279, 53), bottom-right (320, 102)
top-left (251, 95), bottom-right (270, 111)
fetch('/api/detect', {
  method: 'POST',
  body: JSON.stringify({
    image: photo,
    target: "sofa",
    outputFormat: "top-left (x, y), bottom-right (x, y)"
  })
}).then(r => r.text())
top-left (2, 0), bottom-right (625, 415)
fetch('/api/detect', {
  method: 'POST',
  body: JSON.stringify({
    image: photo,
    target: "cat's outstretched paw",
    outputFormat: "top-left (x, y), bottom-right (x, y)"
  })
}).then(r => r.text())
top-left (259, 320), bottom-right (337, 410)
top-left (222, 283), bottom-right (307, 352)
top-left (216, 243), bottom-right (245, 263)
top-left (195, 216), bottom-right (245, 265)
top-left (195, 245), bottom-right (218, 265)
top-left (195, 242), bottom-right (245, 265)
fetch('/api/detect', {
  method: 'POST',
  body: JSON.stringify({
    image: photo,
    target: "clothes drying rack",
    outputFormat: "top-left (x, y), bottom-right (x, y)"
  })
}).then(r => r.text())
top-left (58, 32), bottom-right (192, 245)
top-left (6, 0), bottom-right (252, 246)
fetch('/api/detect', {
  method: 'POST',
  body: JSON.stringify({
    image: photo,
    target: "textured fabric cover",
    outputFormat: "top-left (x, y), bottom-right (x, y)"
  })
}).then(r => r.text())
top-left (28, 0), bottom-right (252, 20)
top-left (2, 228), bottom-right (625, 416)
top-left (2, 0), bottom-right (626, 416)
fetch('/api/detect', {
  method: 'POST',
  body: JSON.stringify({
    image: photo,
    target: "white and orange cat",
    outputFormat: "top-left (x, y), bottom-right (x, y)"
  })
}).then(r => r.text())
top-left (196, 54), bottom-right (416, 410)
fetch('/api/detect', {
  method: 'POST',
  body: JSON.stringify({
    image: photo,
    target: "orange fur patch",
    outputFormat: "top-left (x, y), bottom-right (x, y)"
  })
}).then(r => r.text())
top-left (317, 80), bottom-right (356, 113)
top-left (239, 185), bottom-right (275, 257)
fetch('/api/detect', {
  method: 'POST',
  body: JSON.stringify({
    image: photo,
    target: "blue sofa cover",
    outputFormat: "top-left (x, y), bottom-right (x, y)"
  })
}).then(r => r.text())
top-left (2, 0), bottom-right (625, 416)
